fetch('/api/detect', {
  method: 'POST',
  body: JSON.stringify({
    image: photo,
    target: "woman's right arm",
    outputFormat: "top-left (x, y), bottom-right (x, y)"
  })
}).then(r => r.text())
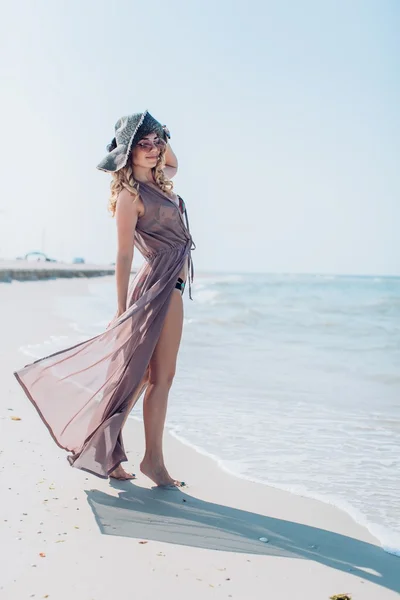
top-left (114, 189), bottom-right (140, 316)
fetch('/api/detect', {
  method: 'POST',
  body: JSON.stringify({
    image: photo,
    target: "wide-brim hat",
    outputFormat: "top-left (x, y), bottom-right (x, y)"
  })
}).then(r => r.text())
top-left (96, 110), bottom-right (167, 173)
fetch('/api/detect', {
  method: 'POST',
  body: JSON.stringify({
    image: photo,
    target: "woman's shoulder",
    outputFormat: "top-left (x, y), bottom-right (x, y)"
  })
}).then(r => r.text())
top-left (117, 187), bottom-right (144, 218)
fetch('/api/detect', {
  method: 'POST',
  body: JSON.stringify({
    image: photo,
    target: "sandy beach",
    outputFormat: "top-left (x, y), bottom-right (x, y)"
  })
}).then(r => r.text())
top-left (1, 278), bottom-right (399, 600)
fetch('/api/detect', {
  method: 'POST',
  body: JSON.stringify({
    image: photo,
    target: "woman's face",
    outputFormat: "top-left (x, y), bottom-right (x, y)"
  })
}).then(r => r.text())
top-left (131, 132), bottom-right (165, 169)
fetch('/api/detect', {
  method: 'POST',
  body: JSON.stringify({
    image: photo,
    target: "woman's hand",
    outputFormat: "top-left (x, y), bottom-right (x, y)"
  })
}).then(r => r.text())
top-left (162, 125), bottom-right (171, 140)
top-left (107, 307), bottom-right (126, 330)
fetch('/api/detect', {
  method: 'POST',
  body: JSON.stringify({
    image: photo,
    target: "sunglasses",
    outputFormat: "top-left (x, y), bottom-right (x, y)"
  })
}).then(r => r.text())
top-left (136, 138), bottom-right (166, 152)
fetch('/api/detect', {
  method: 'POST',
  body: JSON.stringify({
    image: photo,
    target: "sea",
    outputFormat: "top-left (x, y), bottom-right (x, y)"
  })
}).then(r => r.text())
top-left (20, 272), bottom-right (400, 556)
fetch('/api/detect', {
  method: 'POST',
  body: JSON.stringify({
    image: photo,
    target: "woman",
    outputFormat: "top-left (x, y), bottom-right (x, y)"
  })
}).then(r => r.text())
top-left (14, 110), bottom-right (196, 487)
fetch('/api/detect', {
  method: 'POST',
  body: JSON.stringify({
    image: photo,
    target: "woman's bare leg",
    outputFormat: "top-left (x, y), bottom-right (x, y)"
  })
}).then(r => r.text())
top-left (140, 289), bottom-right (184, 486)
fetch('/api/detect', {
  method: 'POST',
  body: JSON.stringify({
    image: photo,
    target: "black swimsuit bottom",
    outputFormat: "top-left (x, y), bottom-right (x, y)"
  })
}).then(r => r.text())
top-left (175, 277), bottom-right (185, 294)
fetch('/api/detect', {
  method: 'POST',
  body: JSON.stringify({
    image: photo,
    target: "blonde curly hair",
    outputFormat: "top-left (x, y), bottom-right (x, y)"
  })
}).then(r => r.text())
top-left (108, 146), bottom-right (173, 216)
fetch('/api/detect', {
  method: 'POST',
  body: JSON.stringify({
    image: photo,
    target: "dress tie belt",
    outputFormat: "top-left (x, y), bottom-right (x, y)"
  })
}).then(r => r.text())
top-left (183, 205), bottom-right (196, 301)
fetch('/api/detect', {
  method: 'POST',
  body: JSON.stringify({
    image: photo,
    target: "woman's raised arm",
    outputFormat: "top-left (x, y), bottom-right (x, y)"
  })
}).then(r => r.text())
top-left (163, 141), bottom-right (178, 179)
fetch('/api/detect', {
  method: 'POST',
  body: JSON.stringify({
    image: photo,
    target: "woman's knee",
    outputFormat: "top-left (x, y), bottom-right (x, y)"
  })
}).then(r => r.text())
top-left (148, 368), bottom-right (176, 388)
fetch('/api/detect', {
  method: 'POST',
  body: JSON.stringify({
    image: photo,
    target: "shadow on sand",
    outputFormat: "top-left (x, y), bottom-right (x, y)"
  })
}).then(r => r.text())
top-left (86, 481), bottom-right (399, 594)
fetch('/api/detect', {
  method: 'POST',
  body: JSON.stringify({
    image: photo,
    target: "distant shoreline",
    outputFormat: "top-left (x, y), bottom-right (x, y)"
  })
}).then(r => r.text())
top-left (0, 260), bottom-right (130, 283)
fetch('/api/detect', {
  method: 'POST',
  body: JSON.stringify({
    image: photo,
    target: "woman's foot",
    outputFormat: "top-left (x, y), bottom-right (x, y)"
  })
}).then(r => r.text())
top-left (109, 465), bottom-right (136, 480)
top-left (140, 458), bottom-right (185, 488)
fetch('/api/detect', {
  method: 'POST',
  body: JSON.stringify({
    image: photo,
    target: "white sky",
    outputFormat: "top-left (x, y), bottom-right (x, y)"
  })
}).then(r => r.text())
top-left (0, 0), bottom-right (399, 275)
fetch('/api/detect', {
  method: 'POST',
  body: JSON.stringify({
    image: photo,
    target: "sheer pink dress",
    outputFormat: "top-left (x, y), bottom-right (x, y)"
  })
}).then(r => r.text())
top-left (14, 182), bottom-right (195, 478)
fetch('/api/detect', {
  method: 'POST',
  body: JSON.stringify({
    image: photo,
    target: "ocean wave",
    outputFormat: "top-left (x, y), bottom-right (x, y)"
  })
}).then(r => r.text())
top-left (194, 289), bottom-right (221, 304)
